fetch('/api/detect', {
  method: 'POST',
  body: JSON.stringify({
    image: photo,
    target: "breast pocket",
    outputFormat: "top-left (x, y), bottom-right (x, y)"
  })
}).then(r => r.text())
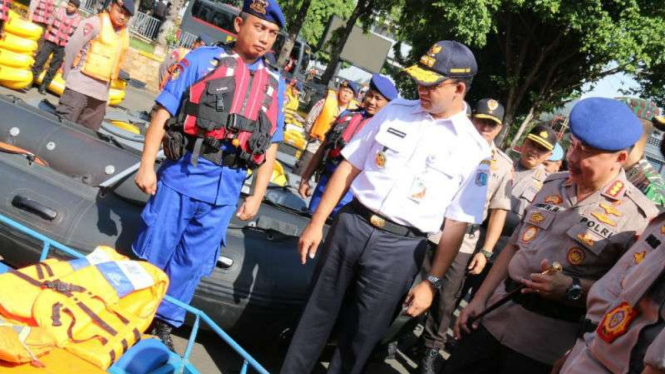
top-left (566, 223), bottom-right (610, 257)
top-left (516, 207), bottom-right (556, 250)
top-left (367, 127), bottom-right (410, 171)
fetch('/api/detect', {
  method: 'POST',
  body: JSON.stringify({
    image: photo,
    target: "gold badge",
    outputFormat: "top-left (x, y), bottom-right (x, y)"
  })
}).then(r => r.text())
top-left (633, 251), bottom-right (646, 265)
top-left (605, 180), bottom-right (625, 198)
top-left (530, 212), bottom-right (545, 224)
top-left (375, 151), bottom-right (386, 168)
top-left (521, 226), bottom-right (538, 243)
top-left (661, 224), bottom-right (665, 235)
top-left (420, 44), bottom-right (442, 68)
top-left (540, 131), bottom-right (549, 139)
top-left (487, 99), bottom-right (499, 112)
top-left (544, 194), bottom-right (563, 205)
top-left (427, 44), bottom-right (442, 55)
top-left (600, 202), bottom-right (623, 217)
top-left (597, 302), bottom-right (639, 343)
top-left (567, 247), bottom-right (585, 265)
top-left (577, 232), bottom-right (596, 247)
top-left (592, 212), bottom-right (617, 227)
top-left (369, 214), bottom-right (385, 228)
top-left (249, 0), bottom-right (268, 14)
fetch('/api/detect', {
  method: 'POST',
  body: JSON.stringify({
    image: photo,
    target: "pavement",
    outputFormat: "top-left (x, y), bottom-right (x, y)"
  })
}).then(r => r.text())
top-left (0, 83), bottom-right (438, 373)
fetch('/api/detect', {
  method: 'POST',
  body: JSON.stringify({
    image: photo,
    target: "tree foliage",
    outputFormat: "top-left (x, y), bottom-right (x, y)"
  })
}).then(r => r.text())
top-left (280, 0), bottom-right (356, 50)
top-left (395, 0), bottom-right (665, 146)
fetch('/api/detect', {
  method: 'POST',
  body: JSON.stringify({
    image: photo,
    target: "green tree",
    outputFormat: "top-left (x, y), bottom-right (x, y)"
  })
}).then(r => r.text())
top-left (280, 0), bottom-right (355, 50)
top-left (277, 0), bottom-right (313, 68)
top-left (396, 0), bottom-right (665, 147)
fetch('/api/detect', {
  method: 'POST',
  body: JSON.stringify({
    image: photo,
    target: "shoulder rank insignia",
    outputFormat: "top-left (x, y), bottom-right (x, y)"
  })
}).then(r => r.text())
top-left (592, 212), bottom-right (617, 227)
top-left (633, 250), bottom-right (646, 265)
top-left (600, 202), bottom-right (623, 217)
top-left (577, 232), bottom-right (596, 247)
top-left (521, 226), bottom-right (538, 243)
top-left (544, 194), bottom-right (563, 205)
top-left (660, 224), bottom-right (665, 235)
top-left (605, 180), bottom-right (625, 199)
top-left (597, 302), bottom-right (639, 343)
top-left (530, 212), bottom-right (545, 224)
top-left (567, 247), bottom-right (585, 265)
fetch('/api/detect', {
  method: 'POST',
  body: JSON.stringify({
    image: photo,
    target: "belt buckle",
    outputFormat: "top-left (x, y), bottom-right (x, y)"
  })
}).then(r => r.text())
top-left (370, 214), bottom-right (386, 229)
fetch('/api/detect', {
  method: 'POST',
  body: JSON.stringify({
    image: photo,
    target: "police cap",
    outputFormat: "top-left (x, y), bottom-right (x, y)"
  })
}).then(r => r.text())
top-left (339, 80), bottom-right (360, 96)
top-left (242, 0), bottom-right (285, 29)
top-left (369, 74), bottom-right (398, 101)
top-left (569, 97), bottom-right (642, 152)
top-left (526, 125), bottom-right (557, 151)
top-left (473, 98), bottom-right (504, 125)
top-left (403, 40), bottom-right (477, 87)
top-left (114, 0), bottom-right (134, 16)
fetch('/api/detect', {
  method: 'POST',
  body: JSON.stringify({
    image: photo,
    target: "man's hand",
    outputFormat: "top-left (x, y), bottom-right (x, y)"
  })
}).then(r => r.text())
top-left (236, 195), bottom-right (262, 221)
top-left (403, 282), bottom-right (435, 317)
top-left (135, 166), bottom-right (157, 195)
top-left (520, 259), bottom-right (571, 300)
top-left (467, 252), bottom-right (488, 275)
top-left (298, 181), bottom-right (313, 198)
top-left (298, 222), bottom-right (323, 265)
top-left (453, 297), bottom-right (487, 340)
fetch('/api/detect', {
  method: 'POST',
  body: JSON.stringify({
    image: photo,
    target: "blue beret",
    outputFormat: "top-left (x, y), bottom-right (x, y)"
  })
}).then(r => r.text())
top-left (369, 74), bottom-right (398, 101)
top-left (243, 0), bottom-right (285, 29)
top-left (339, 80), bottom-right (360, 96)
top-left (548, 143), bottom-right (564, 161)
top-left (569, 97), bottom-right (643, 152)
top-left (294, 81), bottom-right (303, 91)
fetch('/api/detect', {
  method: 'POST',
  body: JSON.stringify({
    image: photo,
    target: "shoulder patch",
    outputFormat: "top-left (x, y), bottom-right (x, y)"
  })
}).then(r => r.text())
top-left (625, 185), bottom-right (659, 219)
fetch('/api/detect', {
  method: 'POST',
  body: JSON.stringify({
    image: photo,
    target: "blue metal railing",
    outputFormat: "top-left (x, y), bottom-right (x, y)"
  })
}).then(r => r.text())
top-left (0, 213), bottom-right (270, 374)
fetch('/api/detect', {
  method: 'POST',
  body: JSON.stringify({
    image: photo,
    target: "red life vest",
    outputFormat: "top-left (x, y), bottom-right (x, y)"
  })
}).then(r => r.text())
top-left (32, 0), bottom-right (54, 25)
top-left (0, 0), bottom-right (10, 22)
top-left (172, 49), bottom-right (280, 169)
top-left (322, 111), bottom-right (370, 168)
top-left (44, 7), bottom-right (81, 47)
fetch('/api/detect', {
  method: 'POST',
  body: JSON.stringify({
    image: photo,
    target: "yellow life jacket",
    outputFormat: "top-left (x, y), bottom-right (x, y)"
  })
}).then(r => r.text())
top-left (0, 246), bottom-right (168, 369)
top-left (81, 12), bottom-right (130, 82)
top-left (309, 90), bottom-right (358, 142)
top-left (284, 87), bottom-right (300, 125)
top-left (0, 316), bottom-right (56, 364)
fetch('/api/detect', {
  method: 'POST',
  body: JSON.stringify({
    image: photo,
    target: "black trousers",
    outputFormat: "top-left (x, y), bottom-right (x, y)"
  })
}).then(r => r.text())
top-left (422, 244), bottom-right (472, 349)
top-left (441, 325), bottom-right (552, 374)
top-left (31, 40), bottom-right (65, 89)
top-left (280, 205), bottom-right (428, 374)
top-left (56, 88), bottom-right (107, 131)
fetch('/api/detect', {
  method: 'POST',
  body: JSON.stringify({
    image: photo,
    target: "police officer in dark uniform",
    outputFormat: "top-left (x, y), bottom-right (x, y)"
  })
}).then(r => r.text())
top-left (132, 0), bottom-right (286, 350)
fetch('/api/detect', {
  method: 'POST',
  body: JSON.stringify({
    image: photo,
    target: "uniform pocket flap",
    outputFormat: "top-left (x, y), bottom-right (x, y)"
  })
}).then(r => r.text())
top-left (566, 223), bottom-right (609, 255)
top-left (374, 125), bottom-right (408, 152)
top-left (206, 77), bottom-right (235, 95)
top-left (522, 207), bottom-right (555, 230)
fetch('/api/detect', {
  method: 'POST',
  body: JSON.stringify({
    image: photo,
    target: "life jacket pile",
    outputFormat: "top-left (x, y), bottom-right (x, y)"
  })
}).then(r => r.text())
top-left (0, 0), bottom-right (10, 22)
top-left (0, 246), bottom-right (168, 369)
top-left (283, 87), bottom-right (301, 126)
top-left (44, 6), bottom-right (81, 47)
top-left (78, 12), bottom-right (129, 83)
top-left (30, 0), bottom-right (54, 25)
top-left (320, 111), bottom-right (370, 174)
top-left (166, 47), bottom-right (279, 170)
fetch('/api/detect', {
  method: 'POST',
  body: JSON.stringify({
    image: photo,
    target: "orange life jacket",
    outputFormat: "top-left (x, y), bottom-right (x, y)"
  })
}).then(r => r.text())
top-left (80, 12), bottom-right (129, 82)
top-left (0, 246), bottom-right (168, 369)
top-left (309, 90), bottom-right (358, 142)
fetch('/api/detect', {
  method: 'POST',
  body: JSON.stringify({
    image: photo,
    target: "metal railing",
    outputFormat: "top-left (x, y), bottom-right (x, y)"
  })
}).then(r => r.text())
top-left (128, 12), bottom-right (163, 41)
top-left (178, 30), bottom-right (199, 48)
top-left (0, 212), bottom-right (271, 374)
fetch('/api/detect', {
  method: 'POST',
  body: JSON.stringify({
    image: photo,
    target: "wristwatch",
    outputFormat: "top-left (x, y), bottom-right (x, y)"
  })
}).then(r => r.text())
top-left (426, 274), bottom-right (443, 290)
top-left (480, 248), bottom-right (493, 260)
top-left (565, 276), bottom-right (583, 301)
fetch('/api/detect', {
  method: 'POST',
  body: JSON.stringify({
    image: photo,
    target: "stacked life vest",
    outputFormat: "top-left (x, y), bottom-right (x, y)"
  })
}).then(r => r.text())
top-left (30, 0), bottom-right (54, 25)
top-left (320, 111), bottom-right (370, 175)
top-left (44, 6), bottom-right (81, 47)
top-left (0, 246), bottom-right (168, 369)
top-left (168, 47), bottom-right (280, 169)
top-left (80, 12), bottom-right (129, 82)
top-left (284, 87), bottom-right (300, 126)
top-left (0, 0), bottom-right (10, 22)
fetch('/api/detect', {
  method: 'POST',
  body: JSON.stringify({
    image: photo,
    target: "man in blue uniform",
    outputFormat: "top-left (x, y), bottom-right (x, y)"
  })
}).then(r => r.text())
top-left (132, 0), bottom-right (286, 350)
top-left (297, 73), bottom-right (398, 215)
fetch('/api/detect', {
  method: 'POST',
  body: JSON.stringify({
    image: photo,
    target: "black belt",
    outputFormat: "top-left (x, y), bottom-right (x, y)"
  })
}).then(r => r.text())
top-left (505, 278), bottom-right (586, 323)
top-left (184, 136), bottom-right (240, 167)
top-left (351, 199), bottom-right (427, 238)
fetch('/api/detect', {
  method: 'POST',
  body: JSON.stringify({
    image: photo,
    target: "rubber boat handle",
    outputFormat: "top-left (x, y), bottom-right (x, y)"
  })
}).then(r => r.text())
top-left (12, 195), bottom-right (57, 221)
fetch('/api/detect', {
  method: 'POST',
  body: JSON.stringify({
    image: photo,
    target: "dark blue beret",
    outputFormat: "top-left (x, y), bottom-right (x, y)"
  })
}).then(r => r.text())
top-left (243, 0), bottom-right (285, 29)
top-left (339, 80), bottom-right (360, 96)
top-left (569, 97), bottom-right (643, 152)
top-left (294, 81), bottom-right (303, 91)
top-left (369, 74), bottom-right (398, 101)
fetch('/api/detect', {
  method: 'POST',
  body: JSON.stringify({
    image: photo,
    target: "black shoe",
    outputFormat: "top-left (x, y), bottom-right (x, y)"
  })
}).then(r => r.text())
top-left (38, 84), bottom-right (47, 95)
top-left (419, 348), bottom-right (440, 374)
top-left (152, 319), bottom-right (175, 352)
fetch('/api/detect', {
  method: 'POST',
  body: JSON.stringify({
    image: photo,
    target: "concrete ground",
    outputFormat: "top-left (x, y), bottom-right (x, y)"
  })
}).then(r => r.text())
top-left (0, 83), bottom-right (441, 374)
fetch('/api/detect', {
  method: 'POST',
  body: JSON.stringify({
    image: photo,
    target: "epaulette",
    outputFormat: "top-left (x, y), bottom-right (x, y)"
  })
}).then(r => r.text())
top-left (625, 184), bottom-right (660, 219)
top-left (543, 171), bottom-right (570, 183)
